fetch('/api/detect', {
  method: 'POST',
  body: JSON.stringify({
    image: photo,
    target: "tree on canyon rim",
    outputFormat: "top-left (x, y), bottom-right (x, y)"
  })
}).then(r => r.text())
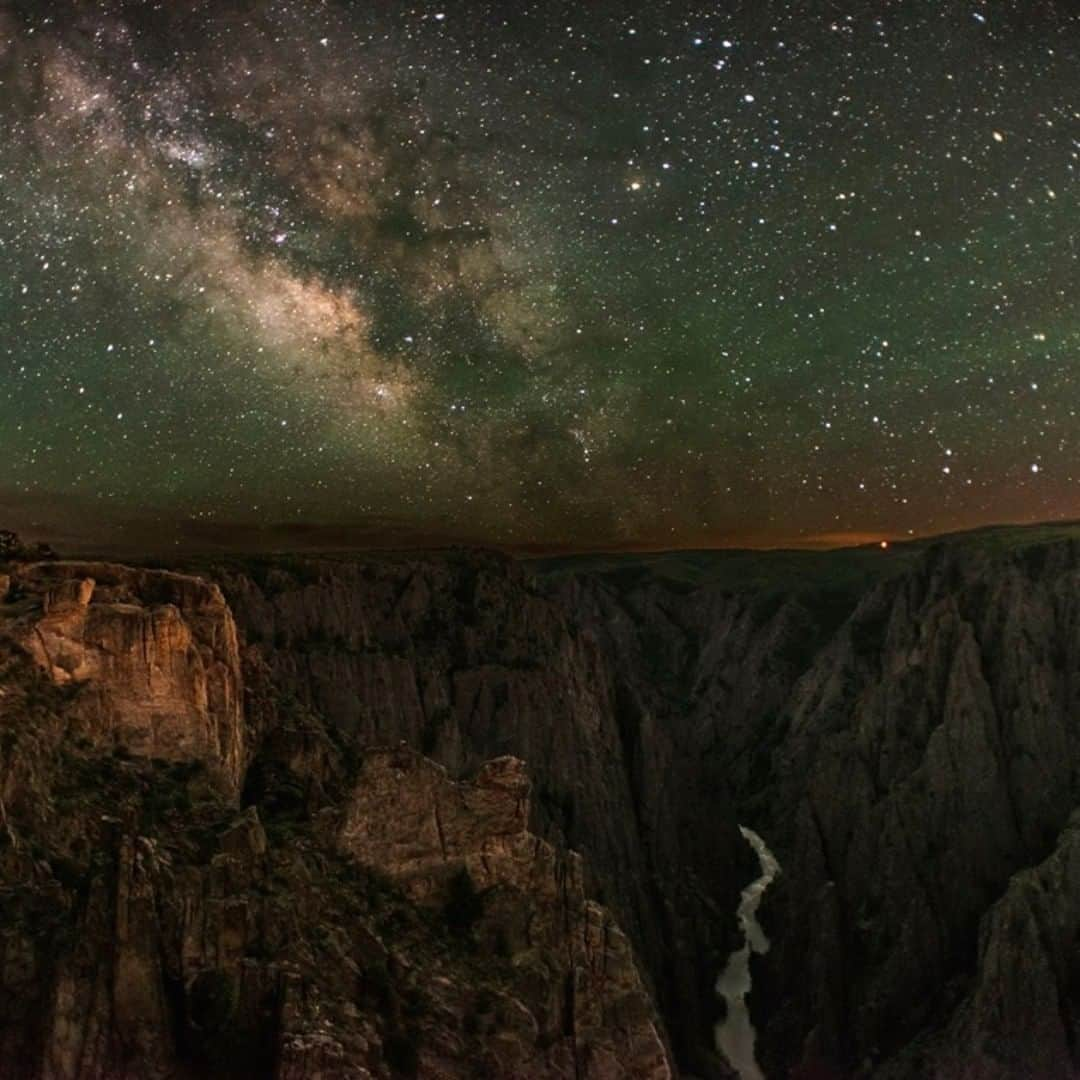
top-left (0, 531), bottom-right (58, 562)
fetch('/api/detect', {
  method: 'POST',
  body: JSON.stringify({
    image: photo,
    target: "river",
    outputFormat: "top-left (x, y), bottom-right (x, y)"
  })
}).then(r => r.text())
top-left (714, 826), bottom-right (781, 1080)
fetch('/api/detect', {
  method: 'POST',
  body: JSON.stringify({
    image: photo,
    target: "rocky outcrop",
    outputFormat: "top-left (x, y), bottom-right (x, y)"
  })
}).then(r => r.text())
top-left (936, 809), bottom-right (1080, 1079)
top-left (339, 750), bottom-right (532, 881)
top-left (206, 550), bottom-right (747, 1075)
top-left (9, 529), bottom-right (1080, 1078)
top-left (3, 562), bottom-right (245, 790)
top-left (0, 557), bottom-right (675, 1079)
top-left (340, 747), bottom-right (673, 1079)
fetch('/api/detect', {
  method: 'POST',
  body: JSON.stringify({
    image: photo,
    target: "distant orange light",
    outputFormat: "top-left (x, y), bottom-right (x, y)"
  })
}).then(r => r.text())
top-left (880, 540), bottom-right (889, 549)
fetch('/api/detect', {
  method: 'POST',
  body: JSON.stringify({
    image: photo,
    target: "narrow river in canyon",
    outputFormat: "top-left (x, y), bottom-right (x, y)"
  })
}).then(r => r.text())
top-left (714, 826), bottom-right (781, 1080)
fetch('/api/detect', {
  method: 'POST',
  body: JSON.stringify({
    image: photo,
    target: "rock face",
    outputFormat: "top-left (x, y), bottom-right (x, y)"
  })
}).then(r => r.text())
top-left (339, 747), bottom-right (673, 1079)
top-left (7, 531), bottom-right (1080, 1078)
top-left (938, 809), bottom-right (1080, 1079)
top-left (0, 558), bottom-right (676, 1079)
top-left (543, 538), bottom-right (1080, 1078)
top-left (752, 540), bottom-right (1080, 1076)
top-left (207, 550), bottom-right (754, 1075)
top-left (4, 562), bottom-right (245, 790)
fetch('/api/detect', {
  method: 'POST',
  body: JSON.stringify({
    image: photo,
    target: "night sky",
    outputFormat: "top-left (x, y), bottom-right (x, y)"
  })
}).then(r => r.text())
top-left (2, 1), bottom-right (1079, 553)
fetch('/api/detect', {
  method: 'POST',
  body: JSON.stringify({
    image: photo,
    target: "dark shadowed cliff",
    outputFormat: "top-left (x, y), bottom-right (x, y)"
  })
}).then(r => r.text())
top-left (542, 529), bottom-right (1080, 1078)
top-left (0, 560), bottom-right (672, 1079)
top-left (5, 524), bottom-right (1080, 1077)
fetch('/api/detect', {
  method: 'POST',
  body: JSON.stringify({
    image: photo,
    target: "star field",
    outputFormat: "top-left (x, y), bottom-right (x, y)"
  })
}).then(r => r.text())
top-left (1, 0), bottom-right (1079, 551)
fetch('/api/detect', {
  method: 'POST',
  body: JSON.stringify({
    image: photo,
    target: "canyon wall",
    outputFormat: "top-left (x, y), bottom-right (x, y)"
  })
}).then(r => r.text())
top-left (755, 539), bottom-right (1080, 1077)
top-left (546, 538), bottom-right (1080, 1078)
top-left (6, 532), bottom-right (1080, 1077)
top-left (0, 559), bottom-right (675, 1079)
top-left (207, 551), bottom-right (755, 1075)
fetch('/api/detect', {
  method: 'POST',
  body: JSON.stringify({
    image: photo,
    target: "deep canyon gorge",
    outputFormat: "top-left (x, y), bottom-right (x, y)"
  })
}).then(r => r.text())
top-left (4, 524), bottom-right (1080, 1077)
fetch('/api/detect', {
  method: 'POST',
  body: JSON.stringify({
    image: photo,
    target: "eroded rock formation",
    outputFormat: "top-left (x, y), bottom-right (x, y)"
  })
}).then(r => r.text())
top-left (339, 747), bottom-right (673, 1079)
top-left (207, 551), bottom-right (752, 1075)
top-left (0, 558), bottom-right (676, 1078)
top-left (7, 530), bottom-right (1080, 1078)
top-left (3, 562), bottom-right (244, 790)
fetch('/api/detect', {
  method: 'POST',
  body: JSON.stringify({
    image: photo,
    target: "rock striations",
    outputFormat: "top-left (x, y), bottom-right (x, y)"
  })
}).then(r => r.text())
top-left (753, 539), bottom-right (1080, 1077)
top-left (6, 531), bottom-right (1080, 1078)
top-left (5, 562), bottom-right (245, 790)
top-left (0, 559), bottom-right (675, 1079)
top-left (340, 748), bottom-right (672, 1079)
top-left (544, 538), bottom-right (1080, 1078)
top-left (208, 551), bottom-right (750, 1074)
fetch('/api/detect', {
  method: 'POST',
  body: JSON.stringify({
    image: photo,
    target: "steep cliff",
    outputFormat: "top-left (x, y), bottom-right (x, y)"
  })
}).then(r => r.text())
top-left (0, 560), bottom-right (676, 1078)
top-left (204, 550), bottom-right (751, 1076)
top-left (7, 527), bottom-right (1080, 1079)
top-left (4, 561), bottom-right (246, 791)
top-left (339, 747), bottom-right (672, 1079)
top-left (544, 535), bottom-right (1080, 1078)
top-left (753, 538), bottom-right (1080, 1077)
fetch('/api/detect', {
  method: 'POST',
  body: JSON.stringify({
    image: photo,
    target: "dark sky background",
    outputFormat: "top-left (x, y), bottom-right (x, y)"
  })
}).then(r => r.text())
top-left (1, 0), bottom-right (1078, 553)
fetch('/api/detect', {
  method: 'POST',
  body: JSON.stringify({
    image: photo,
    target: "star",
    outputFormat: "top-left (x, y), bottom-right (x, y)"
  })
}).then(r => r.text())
top-left (0, 0), bottom-right (1075, 553)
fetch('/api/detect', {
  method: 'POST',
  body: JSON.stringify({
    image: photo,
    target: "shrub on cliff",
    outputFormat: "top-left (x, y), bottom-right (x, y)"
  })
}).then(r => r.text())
top-left (0, 530), bottom-right (58, 563)
top-left (443, 867), bottom-right (484, 937)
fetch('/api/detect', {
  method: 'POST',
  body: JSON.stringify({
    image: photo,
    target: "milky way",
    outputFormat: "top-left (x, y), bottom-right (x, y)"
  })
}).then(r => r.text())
top-left (2, 1), bottom-right (1079, 552)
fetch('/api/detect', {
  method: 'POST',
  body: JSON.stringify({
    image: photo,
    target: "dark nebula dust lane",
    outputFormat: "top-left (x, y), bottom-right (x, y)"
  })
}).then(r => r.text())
top-left (1, 1), bottom-right (1079, 553)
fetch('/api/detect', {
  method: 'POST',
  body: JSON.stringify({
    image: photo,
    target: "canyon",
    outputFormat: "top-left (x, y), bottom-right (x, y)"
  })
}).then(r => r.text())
top-left (3, 522), bottom-right (1080, 1077)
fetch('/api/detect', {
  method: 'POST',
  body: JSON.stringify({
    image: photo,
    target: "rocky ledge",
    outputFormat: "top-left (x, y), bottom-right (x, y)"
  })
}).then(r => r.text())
top-left (2, 561), bottom-right (245, 791)
top-left (0, 559), bottom-right (675, 1079)
top-left (340, 747), bottom-right (673, 1079)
